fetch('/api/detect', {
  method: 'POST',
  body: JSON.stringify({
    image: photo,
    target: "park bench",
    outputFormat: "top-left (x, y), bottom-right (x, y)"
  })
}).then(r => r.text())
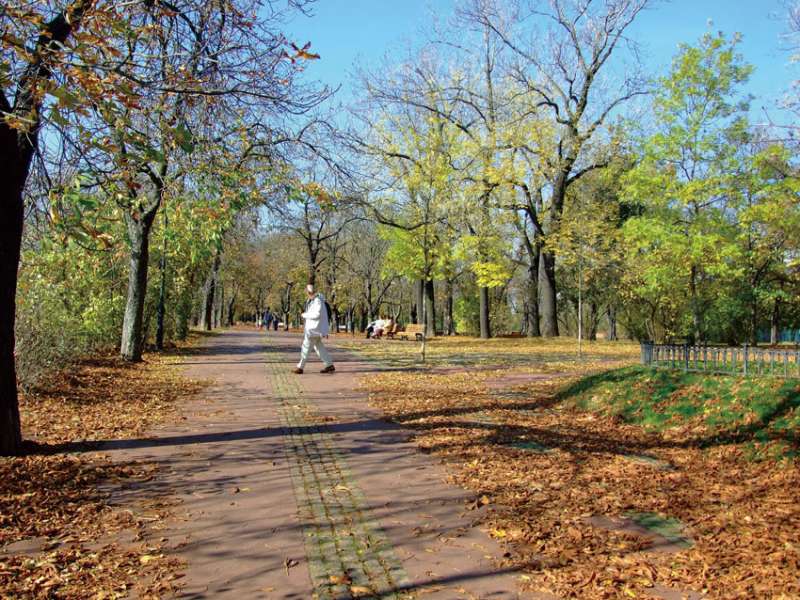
top-left (396, 323), bottom-right (425, 341)
top-left (382, 322), bottom-right (400, 339)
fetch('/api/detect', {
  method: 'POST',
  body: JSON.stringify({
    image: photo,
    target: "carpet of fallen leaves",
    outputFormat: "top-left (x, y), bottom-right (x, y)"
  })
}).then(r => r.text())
top-left (1, 350), bottom-right (204, 599)
top-left (335, 335), bottom-right (640, 370)
top-left (357, 338), bottom-right (800, 599)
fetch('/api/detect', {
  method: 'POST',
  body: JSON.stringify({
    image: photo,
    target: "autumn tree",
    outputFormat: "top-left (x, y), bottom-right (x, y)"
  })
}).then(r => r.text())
top-left (473, 0), bottom-right (650, 336)
top-left (0, 0), bottom-right (323, 454)
top-left (622, 32), bottom-right (753, 342)
top-left (267, 176), bottom-right (355, 288)
top-left (349, 80), bottom-right (465, 337)
top-left (1, 1), bottom-right (128, 454)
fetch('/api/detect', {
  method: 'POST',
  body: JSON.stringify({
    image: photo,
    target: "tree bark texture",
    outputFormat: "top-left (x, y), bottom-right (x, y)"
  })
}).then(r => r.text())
top-left (424, 279), bottom-right (436, 337)
top-left (203, 251), bottom-right (221, 331)
top-left (414, 279), bottom-right (424, 325)
top-left (0, 129), bottom-right (28, 455)
top-left (479, 286), bottom-right (491, 339)
top-left (770, 299), bottom-right (781, 345)
top-left (526, 259), bottom-right (541, 337)
top-left (539, 250), bottom-right (559, 337)
top-left (120, 211), bottom-right (157, 361)
top-left (445, 279), bottom-right (455, 335)
top-left (155, 233), bottom-right (167, 350)
top-left (607, 305), bottom-right (618, 341)
top-left (588, 302), bottom-right (598, 341)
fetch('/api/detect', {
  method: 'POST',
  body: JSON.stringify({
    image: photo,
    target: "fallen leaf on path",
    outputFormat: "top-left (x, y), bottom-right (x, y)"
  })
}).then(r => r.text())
top-left (283, 557), bottom-right (299, 575)
top-left (350, 585), bottom-right (374, 596)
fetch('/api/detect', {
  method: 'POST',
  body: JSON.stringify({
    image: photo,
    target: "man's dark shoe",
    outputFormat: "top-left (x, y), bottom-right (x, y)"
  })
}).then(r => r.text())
top-left (320, 365), bottom-right (335, 374)
top-left (292, 368), bottom-right (303, 374)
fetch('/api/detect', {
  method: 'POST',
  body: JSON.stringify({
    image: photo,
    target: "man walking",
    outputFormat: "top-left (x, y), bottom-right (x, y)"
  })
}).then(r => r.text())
top-left (293, 284), bottom-right (335, 374)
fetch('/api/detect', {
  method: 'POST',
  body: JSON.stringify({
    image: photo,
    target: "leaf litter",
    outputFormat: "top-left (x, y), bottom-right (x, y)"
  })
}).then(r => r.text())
top-left (355, 338), bottom-right (800, 599)
top-left (1, 349), bottom-right (205, 599)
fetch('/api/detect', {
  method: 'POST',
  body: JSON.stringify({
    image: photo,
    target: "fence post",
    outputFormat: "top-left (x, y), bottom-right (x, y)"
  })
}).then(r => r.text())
top-left (743, 343), bottom-right (749, 376)
top-left (641, 341), bottom-right (653, 366)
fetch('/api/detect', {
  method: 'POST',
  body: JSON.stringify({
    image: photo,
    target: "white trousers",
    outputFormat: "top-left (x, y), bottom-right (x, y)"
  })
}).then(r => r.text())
top-left (297, 334), bottom-right (333, 369)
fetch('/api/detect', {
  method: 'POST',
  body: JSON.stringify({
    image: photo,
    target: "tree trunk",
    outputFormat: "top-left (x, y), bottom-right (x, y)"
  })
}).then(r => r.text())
top-left (214, 282), bottom-right (224, 329)
top-left (203, 275), bottom-right (215, 331)
top-left (176, 284), bottom-right (193, 341)
top-left (414, 279), bottom-right (424, 325)
top-left (0, 131), bottom-right (30, 455)
top-left (538, 168), bottom-right (570, 339)
top-left (203, 251), bottom-right (221, 331)
top-left (445, 279), bottom-right (455, 335)
top-left (155, 214), bottom-right (168, 350)
top-left (479, 286), bottom-right (491, 339)
top-left (366, 282), bottom-right (375, 322)
top-left (227, 292), bottom-right (236, 327)
top-left (607, 305), bottom-right (618, 341)
top-left (392, 304), bottom-right (402, 321)
top-left (424, 279), bottom-right (436, 337)
top-left (588, 302), bottom-right (598, 341)
top-left (307, 255), bottom-right (317, 287)
top-left (539, 250), bottom-right (559, 337)
top-left (689, 264), bottom-right (701, 343)
top-left (750, 293), bottom-right (759, 345)
top-left (525, 257), bottom-right (541, 337)
top-left (770, 299), bottom-right (780, 345)
top-left (120, 211), bottom-right (157, 361)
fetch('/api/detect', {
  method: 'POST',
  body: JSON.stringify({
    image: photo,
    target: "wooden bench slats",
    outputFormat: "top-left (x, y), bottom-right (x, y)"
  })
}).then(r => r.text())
top-left (396, 324), bottom-right (425, 341)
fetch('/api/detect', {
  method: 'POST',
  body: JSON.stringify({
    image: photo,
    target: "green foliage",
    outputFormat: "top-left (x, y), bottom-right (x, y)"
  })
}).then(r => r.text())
top-left (454, 233), bottom-right (513, 288)
top-left (454, 286), bottom-right (480, 336)
top-left (380, 226), bottom-right (427, 280)
top-left (16, 237), bottom-right (126, 388)
top-left (617, 31), bottom-right (799, 342)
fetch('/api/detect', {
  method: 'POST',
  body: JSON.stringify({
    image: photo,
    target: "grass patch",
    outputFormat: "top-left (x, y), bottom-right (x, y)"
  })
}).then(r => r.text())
top-left (558, 365), bottom-right (800, 460)
top-left (361, 345), bottom-right (800, 597)
top-left (623, 512), bottom-right (692, 549)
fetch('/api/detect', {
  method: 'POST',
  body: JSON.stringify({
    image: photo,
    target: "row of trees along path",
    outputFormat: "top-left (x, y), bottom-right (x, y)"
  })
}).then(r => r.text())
top-left (0, 0), bottom-right (328, 454)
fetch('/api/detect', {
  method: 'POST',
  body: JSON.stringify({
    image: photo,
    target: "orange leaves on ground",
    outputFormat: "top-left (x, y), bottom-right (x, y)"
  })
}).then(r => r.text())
top-left (19, 354), bottom-right (201, 446)
top-left (1, 352), bottom-right (203, 599)
top-left (362, 362), bottom-right (800, 599)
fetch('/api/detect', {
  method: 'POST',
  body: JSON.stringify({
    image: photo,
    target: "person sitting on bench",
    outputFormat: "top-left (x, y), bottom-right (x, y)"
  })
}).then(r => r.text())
top-left (366, 318), bottom-right (380, 339)
top-left (373, 316), bottom-right (394, 339)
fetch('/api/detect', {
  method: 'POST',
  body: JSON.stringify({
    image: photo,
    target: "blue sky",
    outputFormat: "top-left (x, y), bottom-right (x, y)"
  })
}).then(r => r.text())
top-left (285, 1), bottom-right (795, 124)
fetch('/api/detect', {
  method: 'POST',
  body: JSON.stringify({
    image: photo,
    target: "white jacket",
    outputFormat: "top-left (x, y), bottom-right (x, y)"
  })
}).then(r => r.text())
top-left (301, 293), bottom-right (329, 337)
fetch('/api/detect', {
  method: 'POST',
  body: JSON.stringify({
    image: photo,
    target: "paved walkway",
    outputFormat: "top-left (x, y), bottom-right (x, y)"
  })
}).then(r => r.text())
top-left (104, 329), bottom-right (537, 599)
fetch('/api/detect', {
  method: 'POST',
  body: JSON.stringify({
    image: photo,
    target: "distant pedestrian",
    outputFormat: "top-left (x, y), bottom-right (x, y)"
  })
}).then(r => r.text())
top-left (264, 308), bottom-right (273, 331)
top-left (273, 314), bottom-right (279, 331)
top-left (293, 284), bottom-right (335, 374)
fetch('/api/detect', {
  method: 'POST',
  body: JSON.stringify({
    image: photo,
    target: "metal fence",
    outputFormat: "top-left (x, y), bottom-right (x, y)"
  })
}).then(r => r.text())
top-left (641, 342), bottom-right (800, 379)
